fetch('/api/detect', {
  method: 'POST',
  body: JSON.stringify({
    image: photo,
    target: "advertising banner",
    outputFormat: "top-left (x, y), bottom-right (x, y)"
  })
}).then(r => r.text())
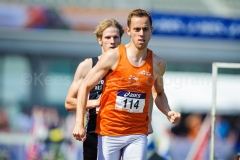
top-left (151, 12), bottom-right (240, 39)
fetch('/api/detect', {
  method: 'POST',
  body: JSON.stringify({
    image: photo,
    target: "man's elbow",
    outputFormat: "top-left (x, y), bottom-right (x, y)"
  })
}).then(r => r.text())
top-left (65, 99), bottom-right (73, 111)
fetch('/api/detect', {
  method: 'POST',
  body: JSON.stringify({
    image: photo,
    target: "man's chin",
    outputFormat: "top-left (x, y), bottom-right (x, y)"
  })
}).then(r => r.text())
top-left (137, 45), bottom-right (146, 51)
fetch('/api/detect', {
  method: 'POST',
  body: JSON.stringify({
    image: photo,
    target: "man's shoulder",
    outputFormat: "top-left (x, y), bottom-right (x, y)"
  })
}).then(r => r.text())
top-left (104, 47), bottom-right (119, 60)
top-left (99, 48), bottom-right (119, 70)
top-left (107, 47), bottom-right (119, 54)
top-left (151, 52), bottom-right (166, 76)
top-left (152, 53), bottom-right (166, 66)
top-left (78, 58), bottom-right (93, 68)
top-left (75, 58), bottom-right (93, 78)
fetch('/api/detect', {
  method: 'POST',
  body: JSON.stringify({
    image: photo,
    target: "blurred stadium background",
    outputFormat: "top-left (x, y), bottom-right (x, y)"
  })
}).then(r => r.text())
top-left (0, 0), bottom-right (240, 159)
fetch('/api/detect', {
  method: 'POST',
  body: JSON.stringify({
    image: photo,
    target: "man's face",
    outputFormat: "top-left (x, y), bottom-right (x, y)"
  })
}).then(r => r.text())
top-left (98, 26), bottom-right (121, 52)
top-left (127, 16), bottom-right (153, 50)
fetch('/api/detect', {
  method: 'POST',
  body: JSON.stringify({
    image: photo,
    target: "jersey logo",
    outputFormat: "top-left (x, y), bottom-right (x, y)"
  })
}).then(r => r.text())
top-left (128, 74), bottom-right (139, 89)
top-left (124, 92), bottom-right (131, 97)
top-left (139, 70), bottom-right (151, 76)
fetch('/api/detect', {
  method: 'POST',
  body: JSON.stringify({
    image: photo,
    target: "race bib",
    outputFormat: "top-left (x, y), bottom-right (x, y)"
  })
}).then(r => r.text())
top-left (115, 90), bottom-right (146, 113)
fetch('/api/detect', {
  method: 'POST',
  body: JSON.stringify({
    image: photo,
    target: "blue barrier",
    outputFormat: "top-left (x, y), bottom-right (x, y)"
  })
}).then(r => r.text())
top-left (151, 12), bottom-right (240, 39)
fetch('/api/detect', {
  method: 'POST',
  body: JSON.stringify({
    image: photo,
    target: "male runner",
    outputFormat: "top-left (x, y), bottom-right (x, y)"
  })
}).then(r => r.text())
top-left (73, 9), bottom-right (176, 160)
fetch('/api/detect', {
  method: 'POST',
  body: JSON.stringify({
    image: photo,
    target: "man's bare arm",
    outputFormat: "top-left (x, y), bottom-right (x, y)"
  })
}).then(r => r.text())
top-left (152, 55), bottom-right (181, 124)
top-left (148, 91), bottom-right (154, 134)
top-left (152, 77), bottom-right (171, 116)
top-left (65, 59), bottom-right (100, 111)
top-left (75, 49), bottom-right (119, 127)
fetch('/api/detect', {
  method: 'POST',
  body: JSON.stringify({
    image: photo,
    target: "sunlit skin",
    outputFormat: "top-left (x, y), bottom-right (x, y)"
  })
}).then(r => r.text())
top-left (98, 26), bottom-right (121, 54)
top-left (126, 16), bottom-right (153, 51)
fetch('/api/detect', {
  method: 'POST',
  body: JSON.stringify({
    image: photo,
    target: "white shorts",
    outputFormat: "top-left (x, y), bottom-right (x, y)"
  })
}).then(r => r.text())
top-left (97, 134), bottom-right (147, 160)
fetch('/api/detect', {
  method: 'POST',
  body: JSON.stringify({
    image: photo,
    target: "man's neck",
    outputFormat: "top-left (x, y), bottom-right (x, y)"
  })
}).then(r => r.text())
top-left (126, 43), bottom-right (147, 55)
top-left (125, 43), bottom-right (148, 66)
top-left (98, 48), bottom-right (105, 59)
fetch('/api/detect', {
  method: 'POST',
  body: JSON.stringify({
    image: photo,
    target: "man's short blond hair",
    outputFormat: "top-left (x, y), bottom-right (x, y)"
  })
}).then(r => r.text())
top-left (94, 19), bottom-right (124, 39)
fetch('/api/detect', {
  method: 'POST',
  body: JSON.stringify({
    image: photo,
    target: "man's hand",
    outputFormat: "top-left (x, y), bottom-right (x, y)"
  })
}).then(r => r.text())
top-left (148, 122), bottom-right (153, 134)
top-left (167, 111), bottom-right (181, 124)
top-left (73, 122), bottom-right (86, 142)
top-left (96, 94), bottom-right (102, 113)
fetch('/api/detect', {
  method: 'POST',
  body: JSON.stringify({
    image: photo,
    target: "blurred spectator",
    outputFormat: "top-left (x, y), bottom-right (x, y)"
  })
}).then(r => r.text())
top-left (26, 143), bottom-right (41, 160)
top-left (215, 115), bottom-right (230, 140)
top-left (16, 108), bottom-right (33, 133)
top-left (234, 117), bottom-right (240, 154)
top-left (0, 108), bottom-right (9, 132)
top-left (184, 114), bottom-right (203, 140)
top-left (30, 106), bottom-right (48, 141)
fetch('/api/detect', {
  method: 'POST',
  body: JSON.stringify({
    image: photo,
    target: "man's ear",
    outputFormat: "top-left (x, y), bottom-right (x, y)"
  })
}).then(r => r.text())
top-left (151, 26), bottom-right (154, 34)
top-left (97, 37), bottom-right (102, 46)
top-left (126, 27), bottom-right (130, 36)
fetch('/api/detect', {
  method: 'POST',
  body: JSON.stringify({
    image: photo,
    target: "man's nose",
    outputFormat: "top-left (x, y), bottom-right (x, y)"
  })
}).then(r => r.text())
top-left (110, 37), bottom-right (115, 43)
top-left (139, 29), bottom-right (144, 36)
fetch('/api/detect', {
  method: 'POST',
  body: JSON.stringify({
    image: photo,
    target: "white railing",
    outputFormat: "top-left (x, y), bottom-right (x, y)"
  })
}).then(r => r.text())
top-left (210, 62), bottom-right (240, 160)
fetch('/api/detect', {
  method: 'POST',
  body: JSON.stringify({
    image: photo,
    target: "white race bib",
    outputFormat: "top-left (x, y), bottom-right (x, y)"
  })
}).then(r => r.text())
top-left (115, 90), bottom-right (146, 113)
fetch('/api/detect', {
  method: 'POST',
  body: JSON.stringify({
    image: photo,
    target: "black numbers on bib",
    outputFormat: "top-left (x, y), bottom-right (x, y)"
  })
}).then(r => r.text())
top-left (134, 100), bottom-right (139, 109)
top-left (123, 99), bottom-right (139, 109)
top-left (123, 99), bottom-right (127, 108)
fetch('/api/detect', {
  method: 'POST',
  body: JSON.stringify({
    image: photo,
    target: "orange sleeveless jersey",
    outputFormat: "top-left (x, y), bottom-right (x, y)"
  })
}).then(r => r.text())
top-left (95, 45), bottom-right (154, 136)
